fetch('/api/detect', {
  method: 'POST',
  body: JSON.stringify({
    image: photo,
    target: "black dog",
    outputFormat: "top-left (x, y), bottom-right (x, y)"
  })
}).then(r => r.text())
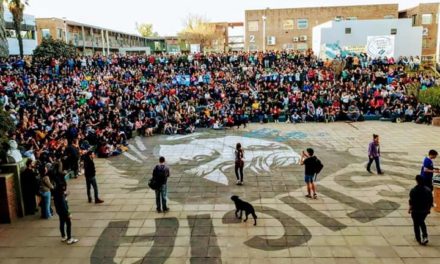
top-left (231, 195), bottom-right (257, 225)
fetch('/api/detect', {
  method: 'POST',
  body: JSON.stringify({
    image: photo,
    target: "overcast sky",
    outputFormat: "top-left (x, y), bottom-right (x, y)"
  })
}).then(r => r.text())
top-left (27, 0), bottom-right (439, 36)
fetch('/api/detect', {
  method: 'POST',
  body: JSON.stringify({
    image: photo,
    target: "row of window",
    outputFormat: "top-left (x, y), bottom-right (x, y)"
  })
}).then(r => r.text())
top-left (6, 29), bottom-right (35, 40)
top-left (344, 28), bottom-right (398, 35)
top-left (248, 19), bottom-right (309, 31)
top-left (249, 43), bottom-right (308, 51)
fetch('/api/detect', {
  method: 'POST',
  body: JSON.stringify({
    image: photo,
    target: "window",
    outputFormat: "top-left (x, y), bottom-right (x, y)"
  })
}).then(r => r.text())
top-left (6, 29), bottom-right (16, 38)
top-left (297, 43), bottom-right (308, 51)
top-left (346, 17), bottom-right (357, 20)
top-left (283, 43), bottom-right (294, 50)
top-left (20, 30), bottom-right (34, 39)
top-left (267, 36), bottom-right (276, 45)
top-left (297, 19), bottom-right (308, 29)
top-left (412, 15), bottom-right (417, 26)
top-left (41, 28), bottom-right (51, 39)
top-left (422, 14), bottom-right (432, 25)
top-left (384, 15), bottom-right (395, 19)
top-left (248, 21), bottom-right (259, 32)
top-left (283, 19), bottom-right (294, 30)
top-left (345, 28), bottom-right (351, 34)
top-left (390, 28), bottom-right (397, 35)
top-left (334, 16), bottom-right (343, 21)
top-left (422, 38), bottom-right (428, 48)
top-left (57, 28), bottom-right (63, 39)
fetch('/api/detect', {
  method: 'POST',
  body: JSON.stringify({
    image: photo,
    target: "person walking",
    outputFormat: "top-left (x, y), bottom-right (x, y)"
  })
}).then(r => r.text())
top-left (235, 143), bottom-right (245, 185)
top-left (420, 149), bottom-right (439, 191)
top-left (409, 175), bottom-right (433, 245)
top-left (53, 180), bottom-right (79, 245)
top-left (152, 156), bottom-right (170, 213)
top-left (21, 159), bottom-right (39, 215)
top-left (39, 163), bottom-right (54, 219)
top-left (301, 148), bottom-right (318, 199)
top-left (367, 134), bottom-right (383, 174)
top-left (83, 151), bottom-right (104, 204)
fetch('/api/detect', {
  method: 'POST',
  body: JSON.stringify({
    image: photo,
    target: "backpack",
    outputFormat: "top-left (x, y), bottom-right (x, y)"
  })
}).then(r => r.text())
top-left (315, 157), bottom-right (324, 174)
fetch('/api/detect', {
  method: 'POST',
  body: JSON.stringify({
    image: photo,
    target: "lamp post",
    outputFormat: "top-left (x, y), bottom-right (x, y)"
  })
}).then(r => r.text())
top-left (262, 15), bottom-right (266, 52)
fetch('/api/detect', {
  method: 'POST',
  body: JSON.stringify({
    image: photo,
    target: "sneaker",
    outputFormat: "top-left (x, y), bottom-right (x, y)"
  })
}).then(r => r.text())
top-left (240, 181), bottom-right (243, 185)
top-left (156, 209), bottom-right (162, 213)
top-left (236, 180), bottom-right (240, 185)
top-left (366, 169), bottom-right (373, 174)
top-left (88, 198), bottom-right (92, 203)
top-left (66, 238), bottom-right (79, 245)
top-left (95, 199), bottom-right (104, 204)
top-left (61, 236), bottom-right (68, 242)
top-left (163, 207), bottom-right (170, 212)
top-left (421, 237), bottom-right (429, 245)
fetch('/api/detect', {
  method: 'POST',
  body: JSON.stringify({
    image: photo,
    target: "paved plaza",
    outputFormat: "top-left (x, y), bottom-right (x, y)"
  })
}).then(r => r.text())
top-left (1, 122), bottom-right (440, 264)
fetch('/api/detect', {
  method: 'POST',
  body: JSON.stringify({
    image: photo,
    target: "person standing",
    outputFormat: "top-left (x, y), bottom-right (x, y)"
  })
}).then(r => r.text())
top-left (235, 143), bottom-right (245, 185)
top-left (21, 159), bottom-right (39, 215)
top-left (83, 151), bottom-right (104, 204)
top-left (409, 175), bottom-right (433, 245)
top-left (152, 156), bottom-right (170, 213)
top-left (301, 148), bottom-right (318, 199)
top-left (53, 182), bottom-right (79, 245)
top-left (367, 134), bottom-right (383, 174)
top-left (39, 164), bottom-right (54, 219)
top-left (420, 149), bottom-right (439, 191)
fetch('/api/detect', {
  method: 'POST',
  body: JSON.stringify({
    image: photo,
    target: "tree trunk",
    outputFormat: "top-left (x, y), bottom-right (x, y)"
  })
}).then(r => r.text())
top-left (14, 20), bottom-right (23, 57)
top-left (0, 5), bottom-right (10, 58)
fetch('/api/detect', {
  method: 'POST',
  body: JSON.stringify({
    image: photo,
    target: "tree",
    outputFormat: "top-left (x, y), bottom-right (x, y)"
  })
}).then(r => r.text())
top-left (178, 14), bottom-right (219, 52)
top-left (136, 23), bottom-right (159, 37)
top-left (0, 2), bottom-right (9, 57)
top-left (0, 105), bottom-right (14, 164)
top-left (33, 37), bottom-right (76, 64)
top-left (8, 0), bottom-right (28, 58)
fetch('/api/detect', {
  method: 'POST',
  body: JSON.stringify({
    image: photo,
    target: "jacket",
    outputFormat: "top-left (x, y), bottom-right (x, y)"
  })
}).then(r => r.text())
top-left (39, 175), bottom-right (54, 193)
top-left (83, 155), bottom-right (96, 179)
top-left (409, 184), bottom-right (433, 214)
top-left (368, 141), bottom-right (380, 157)
top-left (53, 188), bottom-right (69, 218)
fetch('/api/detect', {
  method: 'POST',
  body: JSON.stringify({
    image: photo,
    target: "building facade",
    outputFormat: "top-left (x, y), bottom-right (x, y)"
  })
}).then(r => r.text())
top-left (4, 10), bottom-right (37, 56)
top-left (36, 18), bottom-right (166, 55)
top-left (399, 3), bottom-right (440, 62)
top-left (313, 19), bottom-right (422, 59)
top-left (245, 4), bottom-right (398, 52)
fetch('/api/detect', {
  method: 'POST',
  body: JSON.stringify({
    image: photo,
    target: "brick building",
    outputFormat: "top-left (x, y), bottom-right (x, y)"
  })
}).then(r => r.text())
top-left (245, 4), bottom-right (398, 52)
top-left (36, 18), bottom-right (166, 55)
top-left (399, 3), bottom-right (440, 62)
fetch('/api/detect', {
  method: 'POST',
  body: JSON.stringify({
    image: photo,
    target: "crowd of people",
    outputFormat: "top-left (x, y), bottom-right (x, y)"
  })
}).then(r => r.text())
top-left (1, 51), bottom-right (438, 166)
top-left (0, 50), bottom-right (438, 174)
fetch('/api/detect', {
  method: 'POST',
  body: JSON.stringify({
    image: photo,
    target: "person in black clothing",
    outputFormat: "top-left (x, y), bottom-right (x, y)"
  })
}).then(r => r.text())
top-left (21, 159), bottom-right (39, 215)
top-left (152, 156), bottom-right (170, 213)
top-left (409, 175), bottom-right (433, 245)
top-left (53, 183), bottom-right (79, 245)
top-left (235, 143), bottom-right (244, 185)
top-left (83, 151), bottom-right (104, 204)
top-left (300, 148), bottom-right (318, 199)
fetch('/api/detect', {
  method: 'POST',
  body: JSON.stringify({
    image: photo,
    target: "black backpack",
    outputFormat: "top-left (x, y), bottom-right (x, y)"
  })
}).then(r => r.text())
top-left (149, 165), bottom-right (166, 190)
top-left (315, 157), bottom-right (324, 174)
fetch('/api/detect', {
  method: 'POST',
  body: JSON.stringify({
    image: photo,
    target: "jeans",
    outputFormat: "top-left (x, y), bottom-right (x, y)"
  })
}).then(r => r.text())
top-left (155, 184), bottom-right (168, 211)
top-left (86, 177), bottom-right (99, 201)
top-left (411, 212), bottom-right (428, 242)
top-left (40, 191), bottom-right (52, 218)
top-left (59, 215), bottom-right (72, 239)
top-left (367, 156), bottom-right (382, 173)
top-left (235, 163), bottom-right (244, 182)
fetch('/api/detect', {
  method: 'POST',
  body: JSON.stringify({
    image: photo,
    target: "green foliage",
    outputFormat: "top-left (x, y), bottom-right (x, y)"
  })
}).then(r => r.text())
top-left (136, 23), bottom-right (159, 37)
top-left (0, 106), bottom-right (15, 163)
top-left (33, 37), bottom-right (77, 63)
top-left (418, 86), bottom-right (440, 109)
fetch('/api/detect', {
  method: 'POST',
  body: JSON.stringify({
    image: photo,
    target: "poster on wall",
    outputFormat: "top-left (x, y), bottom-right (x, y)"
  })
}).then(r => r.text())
top-left (366, 35), bottom-right (395, 58)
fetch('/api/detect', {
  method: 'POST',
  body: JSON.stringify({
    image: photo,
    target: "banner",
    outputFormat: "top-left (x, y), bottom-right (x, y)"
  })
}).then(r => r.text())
top-left (366, 35), bottom-right (395, 58)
